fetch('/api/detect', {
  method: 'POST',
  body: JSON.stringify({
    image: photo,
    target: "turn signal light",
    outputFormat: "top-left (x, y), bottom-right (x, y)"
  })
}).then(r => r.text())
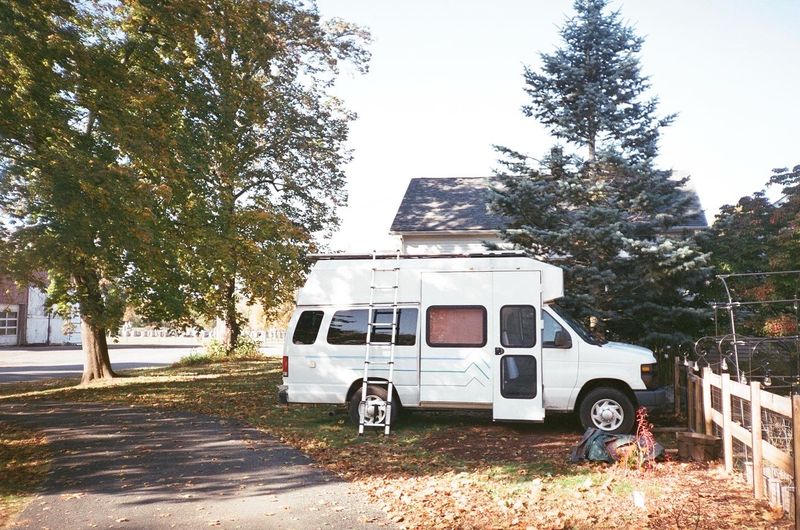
top-left (641, 362), bottom-right (658, 389)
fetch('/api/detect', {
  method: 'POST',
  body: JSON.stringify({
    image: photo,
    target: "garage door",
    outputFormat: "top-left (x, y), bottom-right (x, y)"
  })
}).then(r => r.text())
top-left (0, 305), bottom-right (19, 346)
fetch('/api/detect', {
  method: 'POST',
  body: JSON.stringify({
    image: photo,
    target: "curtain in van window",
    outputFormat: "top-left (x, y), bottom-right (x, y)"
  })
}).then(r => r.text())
top-left (427, 306), bottom-right (486, 347)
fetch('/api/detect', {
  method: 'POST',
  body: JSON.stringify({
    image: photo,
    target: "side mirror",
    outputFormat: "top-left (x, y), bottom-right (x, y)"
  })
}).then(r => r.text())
top-left (554, 330), bottom-right (572, 348)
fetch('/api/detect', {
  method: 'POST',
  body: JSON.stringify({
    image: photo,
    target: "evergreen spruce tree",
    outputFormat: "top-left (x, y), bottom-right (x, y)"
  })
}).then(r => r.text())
top-left (491, 0), bottom-right (710, 347)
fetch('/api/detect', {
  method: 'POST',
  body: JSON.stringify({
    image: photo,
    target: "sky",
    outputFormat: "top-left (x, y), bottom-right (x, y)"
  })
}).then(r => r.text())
top-left (315, 0), bottom-right (800, 252)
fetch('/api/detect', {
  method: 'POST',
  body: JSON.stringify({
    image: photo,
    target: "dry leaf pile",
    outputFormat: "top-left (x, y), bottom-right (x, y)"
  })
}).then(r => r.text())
top-left (0, 359), bottom-right (792, 529)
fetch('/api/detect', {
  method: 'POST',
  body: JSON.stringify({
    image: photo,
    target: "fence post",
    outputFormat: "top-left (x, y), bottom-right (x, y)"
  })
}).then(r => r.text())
top-left (687, 374), bottom-right (695, 430)
top-left (750, 381), bottom-right (763, 500)
top-left (792, 394), bottom-right (800, 528)
top-left (702, 367), bottom-right (713, 435)
top-left (694, 373), bottom-right (704, 433)
top-left (721, 372), bottom-right (733, 473)
top-left (674, 356), bottom-right (681, 416)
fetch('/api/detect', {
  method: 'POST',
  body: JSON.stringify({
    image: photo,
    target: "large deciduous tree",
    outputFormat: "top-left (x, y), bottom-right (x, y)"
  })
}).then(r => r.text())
top-left (0, 1), bottom-right (189, 382)
top-left (491, 0), bottom-right (709, 347)
top-left (0, 0), bottom-right (369, 380)
top-left (164, 1), bottom-right (369, 351)
top-left (700, 164), bottom-right (800, 337)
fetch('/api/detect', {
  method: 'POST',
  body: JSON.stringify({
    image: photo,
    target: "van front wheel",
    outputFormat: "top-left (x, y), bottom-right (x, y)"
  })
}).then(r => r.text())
top-left (578, 387), bottom-right (635, 434)
top-left (348, 385), bottom-right (400, 428)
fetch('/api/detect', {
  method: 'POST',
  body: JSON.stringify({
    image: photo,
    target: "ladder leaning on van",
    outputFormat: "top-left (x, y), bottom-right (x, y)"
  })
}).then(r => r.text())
top-left (357, 250), bottom-right (401, 435)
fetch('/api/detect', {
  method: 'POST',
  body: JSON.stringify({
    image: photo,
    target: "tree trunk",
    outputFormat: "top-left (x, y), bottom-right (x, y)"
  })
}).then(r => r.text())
top-left (587, 137), bottom-right (596, 163)
top-left (222, 276), bottom-right (240, 354)
top-left (80, 317), bottom-right (115, 384)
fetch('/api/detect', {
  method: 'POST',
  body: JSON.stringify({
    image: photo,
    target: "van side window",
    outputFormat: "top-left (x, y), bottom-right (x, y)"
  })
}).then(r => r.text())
top-left (543, 311), bottom-right (571, 348)
top-left (500, 305), bottom-right (536, 348)
top-left (292, 311), bottom-right (324, 344)
top-left (327, 309), bottom-right (418, 346)
top-left (426, 306), bottom-right (487, 347)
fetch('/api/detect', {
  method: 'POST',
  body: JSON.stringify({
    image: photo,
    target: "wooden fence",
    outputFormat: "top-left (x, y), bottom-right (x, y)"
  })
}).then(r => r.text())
top-left (681, 359), bottom-right (800, 526)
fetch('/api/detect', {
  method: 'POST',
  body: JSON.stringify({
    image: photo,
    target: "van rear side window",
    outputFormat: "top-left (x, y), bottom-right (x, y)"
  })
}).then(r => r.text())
top-left (327, 309), bottom-right (418, 346)
top-left (292, 311), bottom-right (324, 344)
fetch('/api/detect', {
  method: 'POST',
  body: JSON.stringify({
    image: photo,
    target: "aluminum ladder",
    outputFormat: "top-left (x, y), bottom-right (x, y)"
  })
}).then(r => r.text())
top-left (358, 250), bottom-right (401, 435)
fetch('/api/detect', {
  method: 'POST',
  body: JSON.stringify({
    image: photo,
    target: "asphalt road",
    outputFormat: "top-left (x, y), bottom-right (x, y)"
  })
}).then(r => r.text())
top-left (0, 343), bottom-right (281, 384)
top-left (0, 402), bottom-right (390, 529)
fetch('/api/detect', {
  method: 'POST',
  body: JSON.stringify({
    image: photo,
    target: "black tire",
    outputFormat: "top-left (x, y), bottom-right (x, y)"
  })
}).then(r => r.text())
top-left (348, 384), bottom-right (400, 428)
top-left (578, 387), bottom-right (635, 434)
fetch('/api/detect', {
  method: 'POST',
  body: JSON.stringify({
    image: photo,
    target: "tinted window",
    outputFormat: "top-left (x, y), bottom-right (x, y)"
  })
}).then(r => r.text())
top-left (500, 305), bottom-right (536, 348)
top-left (292, 311), bottom-right (324, 344)
top-left (501, 355), bottom-right (537, 399)
top-left (327, 309), bottom-right (418, 346)
top-left (427, 306), bottom-right (486, 347)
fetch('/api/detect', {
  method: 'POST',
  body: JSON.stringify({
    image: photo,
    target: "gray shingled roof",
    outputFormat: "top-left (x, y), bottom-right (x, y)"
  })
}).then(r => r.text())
top-left (390, 176), bottom-right (707, 233)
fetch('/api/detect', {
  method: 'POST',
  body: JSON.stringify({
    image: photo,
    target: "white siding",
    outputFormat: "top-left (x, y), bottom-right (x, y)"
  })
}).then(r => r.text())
top-left (401, 234), bottom-right (509, 254)
top-left (25, 287), bottom-right (81, 345)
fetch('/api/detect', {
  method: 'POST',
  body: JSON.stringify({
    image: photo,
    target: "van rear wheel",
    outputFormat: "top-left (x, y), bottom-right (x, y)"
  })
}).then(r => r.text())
top-left (348, 384), bottom-right (399, 428)
top-left (578, 387), bottom-right (635, 434)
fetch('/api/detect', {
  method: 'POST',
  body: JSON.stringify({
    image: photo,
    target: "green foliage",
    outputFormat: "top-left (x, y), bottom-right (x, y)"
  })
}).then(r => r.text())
top-left (491, 0), bottom-right (710, 347)
top-left (158, 1), bottom-right (370, 346)
top-left (0, 1), bottom-right (193, 339)
top-left (0, 0), bottom-right (369, 375)
top-left (700, 164), bottom-right (800, 337)
top-left (523, 0), bottom-right (674, 162)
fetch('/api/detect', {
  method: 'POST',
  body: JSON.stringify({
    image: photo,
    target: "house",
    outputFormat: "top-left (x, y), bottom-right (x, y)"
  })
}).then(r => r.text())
top-left (0, 276), bottom-right (81, 346)
top-left (389, 175), bottom-right (708, 254)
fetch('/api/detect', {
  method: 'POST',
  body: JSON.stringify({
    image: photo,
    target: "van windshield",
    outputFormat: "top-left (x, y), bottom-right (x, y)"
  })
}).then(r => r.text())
top-left (548, 305), bottom-right (607, 346)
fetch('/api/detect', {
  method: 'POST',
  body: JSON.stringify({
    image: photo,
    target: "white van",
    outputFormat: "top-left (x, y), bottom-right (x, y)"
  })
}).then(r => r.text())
top-left (278, 252), bottom-right (666, 434)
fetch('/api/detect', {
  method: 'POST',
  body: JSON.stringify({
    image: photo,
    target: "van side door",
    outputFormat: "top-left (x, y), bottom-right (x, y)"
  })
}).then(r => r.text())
top-left (492, 271), bottom-right (545, 421)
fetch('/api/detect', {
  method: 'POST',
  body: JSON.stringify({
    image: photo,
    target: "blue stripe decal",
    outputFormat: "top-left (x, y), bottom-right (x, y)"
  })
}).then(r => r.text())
top-left (422, 356), bottom-right (491, 371)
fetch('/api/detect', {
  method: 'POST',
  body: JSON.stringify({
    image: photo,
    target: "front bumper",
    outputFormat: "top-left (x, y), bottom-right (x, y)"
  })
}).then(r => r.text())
top-left (277, 385), bottom-right (288, 404)
top-left (634, 386), bottom-right (669, 409)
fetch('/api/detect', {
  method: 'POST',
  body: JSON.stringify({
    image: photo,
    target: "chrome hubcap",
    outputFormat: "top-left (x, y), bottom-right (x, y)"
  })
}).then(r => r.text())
top-left (590, 398), bottom-right (624, 431)
top-left (360, 394), bottom-right (387, 425)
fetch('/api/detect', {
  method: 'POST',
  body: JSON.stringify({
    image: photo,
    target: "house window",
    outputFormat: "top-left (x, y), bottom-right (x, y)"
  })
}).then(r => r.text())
top-left (426, 306), bottom-right (486, 347)
top-left (0, 309), bottom-right (18, 336)
top-left (327, 309), bottom-right (418, 346)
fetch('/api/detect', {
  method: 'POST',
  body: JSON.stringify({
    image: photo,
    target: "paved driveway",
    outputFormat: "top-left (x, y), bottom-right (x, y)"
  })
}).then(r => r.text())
top-left (0, 402), bottom-right (389, 529)
top-left (0, 344), bottom-right (281, 383)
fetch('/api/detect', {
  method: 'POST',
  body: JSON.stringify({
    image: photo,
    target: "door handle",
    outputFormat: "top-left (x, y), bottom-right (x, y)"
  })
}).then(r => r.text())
top-left (495, 347), bottom-right (505, 355)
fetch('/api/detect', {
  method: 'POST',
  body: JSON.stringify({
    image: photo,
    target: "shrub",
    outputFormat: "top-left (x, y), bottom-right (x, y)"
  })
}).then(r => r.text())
top-left (614, 407), bottom-right (658, 472)
top-left (176, 336), bottom-right (264, 366)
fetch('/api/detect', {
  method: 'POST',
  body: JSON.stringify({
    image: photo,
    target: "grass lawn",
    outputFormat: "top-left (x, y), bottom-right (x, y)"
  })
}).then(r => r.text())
top-left (0, 421), bottom-right (50, 529)
top-left (0, 357), bottom-right (790, 529)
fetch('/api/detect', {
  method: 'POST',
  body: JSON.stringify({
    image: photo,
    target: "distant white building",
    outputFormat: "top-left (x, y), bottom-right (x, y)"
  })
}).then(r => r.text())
top-left (390, 176), bottom-right (708, 254)
top-left (0, 276), bottom-right (81, 346)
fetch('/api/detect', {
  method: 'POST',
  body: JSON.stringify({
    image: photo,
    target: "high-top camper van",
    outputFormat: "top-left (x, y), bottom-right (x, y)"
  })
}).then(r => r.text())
top-left (278, 252), bottom-right (667, 434)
